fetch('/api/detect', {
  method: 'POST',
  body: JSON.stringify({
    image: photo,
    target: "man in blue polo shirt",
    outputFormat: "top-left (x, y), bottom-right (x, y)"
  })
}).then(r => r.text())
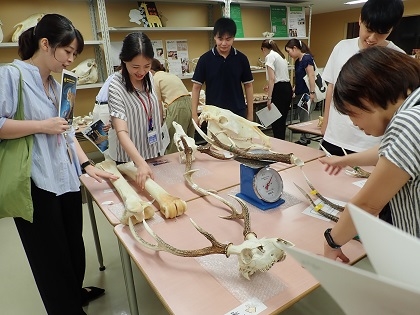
top-left (191, 17), bottom-right (254, 124)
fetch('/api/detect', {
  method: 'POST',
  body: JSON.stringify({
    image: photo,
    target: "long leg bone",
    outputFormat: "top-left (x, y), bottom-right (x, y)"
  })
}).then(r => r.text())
top-left (96, 159), bottom-right (155, 224)
top-left (117, 162), bottom-right (187, 219)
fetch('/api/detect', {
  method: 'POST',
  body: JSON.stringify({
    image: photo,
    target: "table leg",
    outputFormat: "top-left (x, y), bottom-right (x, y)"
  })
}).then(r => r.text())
top-left (118, 240), bottom-right (139, 315)
top-left (84, 185), bottom-right (106, 271)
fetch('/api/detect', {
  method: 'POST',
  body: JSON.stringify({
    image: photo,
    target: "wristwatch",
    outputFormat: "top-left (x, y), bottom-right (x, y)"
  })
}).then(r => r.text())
top-left (81, 159), bottom-right (95, 171)
top-left (310, 91), bottom-right (316, 95)
top-left (324, 228), bottom-right (342, 249)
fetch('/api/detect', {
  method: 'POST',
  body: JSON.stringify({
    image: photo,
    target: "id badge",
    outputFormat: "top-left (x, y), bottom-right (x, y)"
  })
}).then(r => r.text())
top-left (148, 130), bottom-right (158, 145)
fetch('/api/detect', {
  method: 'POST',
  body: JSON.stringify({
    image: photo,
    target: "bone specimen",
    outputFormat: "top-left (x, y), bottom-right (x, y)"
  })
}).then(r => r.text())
top-left (294, 183), bottom-right (339, 222)
top-left (0, 20), bottom-right (3, 43)
top-left (345, 166), bottom-right (371, 178)
top-left (96, 159), bottom-right (155, 225)
top-left (195, 125), bottom-right (299, 166)
top-left (12, 13), bottom-right (45, 42)
top-left (71, 58), bottom-right (98, 85)
top-left (198, 105), bottom-right (271, 150)
top-left (117, 162), bottom-right (187, 219)
top-left (129, 195), bottom-right (294, 280)
top-left (172, 121), bottom-right (197, 164)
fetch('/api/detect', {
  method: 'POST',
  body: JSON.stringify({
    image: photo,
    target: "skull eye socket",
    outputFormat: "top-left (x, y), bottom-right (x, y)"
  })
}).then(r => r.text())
top-left (241, 248), bottom-right (253, 263)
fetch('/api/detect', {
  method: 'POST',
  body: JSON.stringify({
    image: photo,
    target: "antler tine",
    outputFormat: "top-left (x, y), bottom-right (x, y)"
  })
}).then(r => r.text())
top-left (179, 135), bottom-right (194, 172)
top-left (221, 195), bottom-right (254, 239)
top-left (129, 217), bottom-right (230, 257)
top-left (192, 119), bottom-right (214, 145)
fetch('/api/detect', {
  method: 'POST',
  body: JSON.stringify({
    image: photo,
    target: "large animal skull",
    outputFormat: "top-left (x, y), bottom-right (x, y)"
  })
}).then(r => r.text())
top-left (198, 105), bottom-right (271, 150)
top-left (228, 234), bottom-right (291, 280)
top-left (12, 13), bottom-right (45, 42)
top-left (71, 58), bottom-right (98, 85)
top-left (173, 121), bottom-right (197, 163)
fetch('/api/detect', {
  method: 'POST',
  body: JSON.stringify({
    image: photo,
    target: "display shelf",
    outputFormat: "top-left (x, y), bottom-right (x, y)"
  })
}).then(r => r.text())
top-left (107, 26), bottom-right (214, 32)
top-left (235, 36), bottom-right (309, 41)
top-left (0, 40), bottom-right (104, 48)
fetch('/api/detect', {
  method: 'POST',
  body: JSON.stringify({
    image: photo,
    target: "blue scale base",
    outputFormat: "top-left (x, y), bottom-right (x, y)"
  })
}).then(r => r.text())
top-left (236, 193), bottom-right (285, 210)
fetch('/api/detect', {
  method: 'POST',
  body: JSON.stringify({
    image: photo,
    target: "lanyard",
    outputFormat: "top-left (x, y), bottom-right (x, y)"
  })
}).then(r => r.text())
top-left (135, 89), bottom-right (154, 131)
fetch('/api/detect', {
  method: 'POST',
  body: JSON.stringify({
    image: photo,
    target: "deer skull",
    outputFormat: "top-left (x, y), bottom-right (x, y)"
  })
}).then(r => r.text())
top-left (228, 234), bottom-right (291, 280)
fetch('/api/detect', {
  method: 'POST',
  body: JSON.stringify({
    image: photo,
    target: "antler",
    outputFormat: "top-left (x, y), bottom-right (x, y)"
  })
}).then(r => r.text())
top-left (299, 168), bottom-right (344, 211)
top-left (129, 217), bottom-right (230, 257)
top-left (294, 183), bottom-right (339, 222)
top-left (193, 120), bottom-right (297, 165)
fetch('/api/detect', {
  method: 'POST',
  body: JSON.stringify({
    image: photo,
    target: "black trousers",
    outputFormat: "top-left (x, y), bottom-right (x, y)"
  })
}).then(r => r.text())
top-left (271, 81), bottom-right (293, 140)
top-left (14, 180), bottom-right (86, 315)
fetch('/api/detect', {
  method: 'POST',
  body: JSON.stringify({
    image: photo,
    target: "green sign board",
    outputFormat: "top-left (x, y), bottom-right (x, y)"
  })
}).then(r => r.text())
top-left (230, 4), bottom-right (244, 38)
top-left (270, 6), bottom-right (288, 38)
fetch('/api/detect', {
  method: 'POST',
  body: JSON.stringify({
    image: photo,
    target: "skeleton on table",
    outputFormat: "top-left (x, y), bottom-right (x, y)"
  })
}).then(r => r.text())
top-left (128, 109), bottom-right (296, 279)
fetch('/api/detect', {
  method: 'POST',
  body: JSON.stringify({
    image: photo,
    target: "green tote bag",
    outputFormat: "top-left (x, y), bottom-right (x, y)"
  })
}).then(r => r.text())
top-left (0, 64), bottom-right (34, 222)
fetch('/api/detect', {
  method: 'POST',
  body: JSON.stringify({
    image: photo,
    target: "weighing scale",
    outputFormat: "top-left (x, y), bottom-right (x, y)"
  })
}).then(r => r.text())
top-left (236, 162), bottom-right (285, 210)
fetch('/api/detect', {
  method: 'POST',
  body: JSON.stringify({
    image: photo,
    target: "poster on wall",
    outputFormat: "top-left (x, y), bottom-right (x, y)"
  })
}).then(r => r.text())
top-left (287, 6), bottom-right (306, 38)
top-left (270, 6), bottom-right (288, 38)
top-left (165, 39), bottom-right (189, 77)
top-left (151, 40), bottom-right (165, 66)
top-left (229, 4), bottom-right (244, 38)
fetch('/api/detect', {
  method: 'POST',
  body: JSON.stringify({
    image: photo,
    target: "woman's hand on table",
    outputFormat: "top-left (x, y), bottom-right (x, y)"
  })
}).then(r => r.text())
top-left (319, 155), bottom-right (348, 175)
top-left (135, 161), bottom-right (154, 190)
top-left (324, 241), bottom-right (350, 263)
top-left (85, 165), bottom-right (119, 183)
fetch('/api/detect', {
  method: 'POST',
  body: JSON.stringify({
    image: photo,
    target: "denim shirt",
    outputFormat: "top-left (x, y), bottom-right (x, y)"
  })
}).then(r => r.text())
top-left (0, 60), bottom-right (81, 195)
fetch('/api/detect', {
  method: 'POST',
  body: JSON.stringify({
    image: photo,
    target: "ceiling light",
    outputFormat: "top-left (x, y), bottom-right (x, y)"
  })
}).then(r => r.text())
top-left (344, 0), bottom-right (367, 4)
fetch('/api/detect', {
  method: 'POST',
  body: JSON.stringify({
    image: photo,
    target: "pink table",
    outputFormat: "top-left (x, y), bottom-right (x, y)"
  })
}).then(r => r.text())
top-left (287, 119), bottom-right (323, 142)
top-left (114, 159), bottom-right (366, 315)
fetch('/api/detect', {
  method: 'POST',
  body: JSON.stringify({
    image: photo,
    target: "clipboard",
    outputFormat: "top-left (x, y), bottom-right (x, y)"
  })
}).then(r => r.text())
top-left (255, 104), bottom-right (282, 128)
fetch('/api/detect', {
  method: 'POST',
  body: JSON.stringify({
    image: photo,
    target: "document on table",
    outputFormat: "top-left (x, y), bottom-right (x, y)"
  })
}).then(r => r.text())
top-left (256, 104), bottom-right (282, 128)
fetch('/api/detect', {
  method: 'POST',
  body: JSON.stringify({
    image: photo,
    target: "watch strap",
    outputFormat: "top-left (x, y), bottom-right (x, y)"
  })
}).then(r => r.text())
top-left (81, 159), bottom-right (94, 170)
top-left (324, 228), bottom-right (341, 249)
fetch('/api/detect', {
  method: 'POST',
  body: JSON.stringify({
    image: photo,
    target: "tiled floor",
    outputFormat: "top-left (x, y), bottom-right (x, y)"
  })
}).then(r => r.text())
top-left (0, 110), bottom-right (374, 314)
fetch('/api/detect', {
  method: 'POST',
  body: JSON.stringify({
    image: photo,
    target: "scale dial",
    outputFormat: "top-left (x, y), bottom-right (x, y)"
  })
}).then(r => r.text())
top-left (253, 167), bottom-right (283, 202)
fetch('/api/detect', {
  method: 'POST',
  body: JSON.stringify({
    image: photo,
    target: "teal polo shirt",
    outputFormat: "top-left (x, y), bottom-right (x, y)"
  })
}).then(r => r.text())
top-left (192, 46), bottom-right (254, 116)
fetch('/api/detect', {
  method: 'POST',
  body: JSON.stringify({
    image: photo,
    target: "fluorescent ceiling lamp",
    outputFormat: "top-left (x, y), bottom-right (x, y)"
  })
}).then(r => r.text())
top-left (344, 0), bottom-right (367, 4)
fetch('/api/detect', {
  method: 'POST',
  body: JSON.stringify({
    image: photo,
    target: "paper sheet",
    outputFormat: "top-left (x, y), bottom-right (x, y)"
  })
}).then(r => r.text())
top-left (255, 104), bottom-right (282, 128)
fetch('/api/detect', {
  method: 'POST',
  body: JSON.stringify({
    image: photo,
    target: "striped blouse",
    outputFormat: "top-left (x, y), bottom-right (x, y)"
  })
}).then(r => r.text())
top-left (379, 87), bottom-right (420, 237)
top-left (108, 72), bottom-right (162, 162)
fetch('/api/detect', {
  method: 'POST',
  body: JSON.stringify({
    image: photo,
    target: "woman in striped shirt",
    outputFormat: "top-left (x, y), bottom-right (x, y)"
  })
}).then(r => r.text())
top-left (317, 46), bottom-right (420, 262)
top-left (108, 32), bottom-right (163, 190)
